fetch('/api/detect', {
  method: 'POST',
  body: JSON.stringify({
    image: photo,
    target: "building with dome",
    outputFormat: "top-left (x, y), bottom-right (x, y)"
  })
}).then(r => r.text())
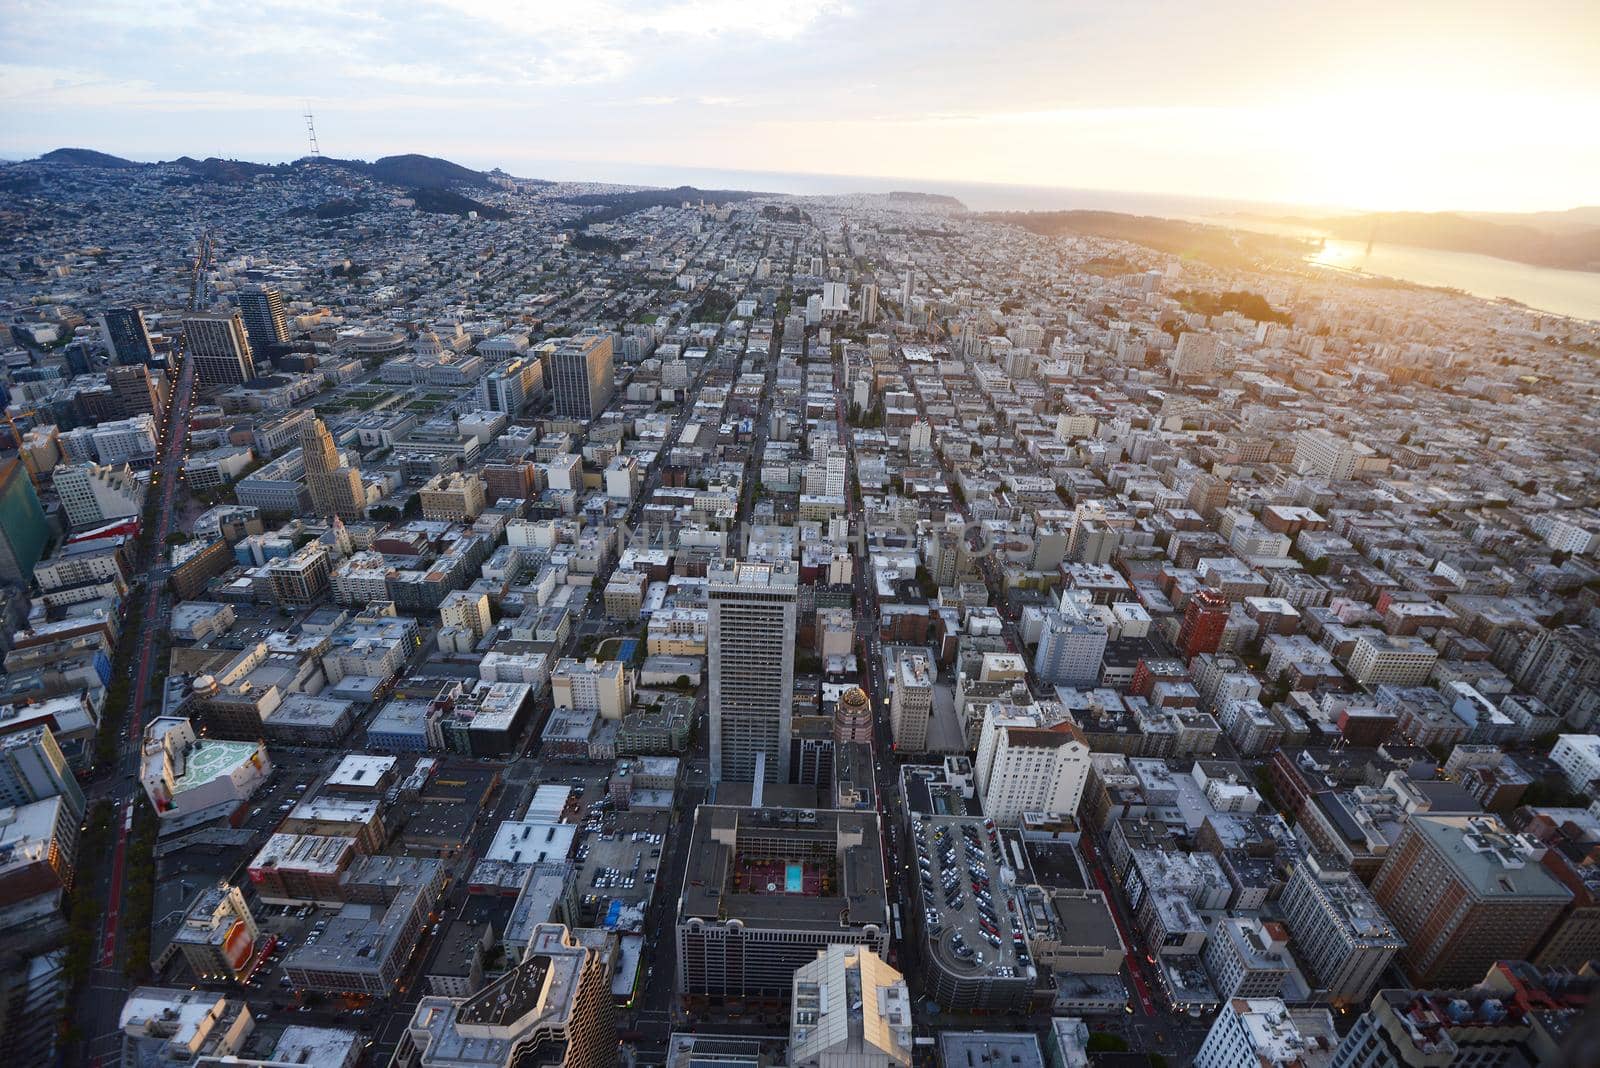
top-left (835, 686), bottom-right (874, 745)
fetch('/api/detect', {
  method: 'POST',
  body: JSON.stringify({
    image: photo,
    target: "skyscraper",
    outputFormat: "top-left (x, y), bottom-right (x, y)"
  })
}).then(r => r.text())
top-left (973, 702), bottom-right (1091, 825)
top-left (550, 334), bottom-right (614, 422)
top-left (1277, 856), bottom-right (1403, 1008)
top-left (1186, 470), bottom-right (1231, 518)
top-left (709, 558), bottom-right (798, 783)
top-left (237, 285), bottom-right (290, 357)
top-left (183, 311), bottom-right (257, 391)
top-left (1032, 593), bottom-right (1108, 687)
top-left (108, 363), bottom-right (161, 420)
top-left (860, 282), bottom-right (879, 324)
top-left (52, 461), bottom-right (146, 529)
top-left (0, 457), bottom-right (49, 585)
top-left (301, 416), bottom-right (366, 522)
top-left (1513, 625), bottom-right (1600, 730)
top-left (98, 306), bottom-right (155, 365)
top-left (1368, 815), bottom-right (1570, 986)
top-left (1178, 589), bottom-right (1232, 659)
top-left (889, 651), bottom-right (933, 753)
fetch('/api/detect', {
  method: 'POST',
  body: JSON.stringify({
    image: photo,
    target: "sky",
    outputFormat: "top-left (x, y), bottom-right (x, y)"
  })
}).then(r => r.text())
top-left (2, 0), bottom-right (1597, 213)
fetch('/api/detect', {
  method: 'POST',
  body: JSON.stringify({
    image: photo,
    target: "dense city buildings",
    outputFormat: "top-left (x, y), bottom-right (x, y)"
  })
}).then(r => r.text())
top-left (2, 138), bottom-right (1598, 1068)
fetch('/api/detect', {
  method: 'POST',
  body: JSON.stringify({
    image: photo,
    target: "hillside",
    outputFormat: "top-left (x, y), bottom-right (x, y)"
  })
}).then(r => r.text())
top-left (316, 153), bottom-right (493, 190)
top-left (35, 148), bottom-right (144, 169)
top-left (408, 188), bottom-right (510, 220)
top-left (887, 190), bottom-right (967, 211)
top-left (563, 185), bottom-right (764, 223)
top-left (980, 210), bottom-right (1312, 271)
top-left (170, 156), bottom-right (286, 183)
top-left (1302, 212), bottom-right (1600, 272)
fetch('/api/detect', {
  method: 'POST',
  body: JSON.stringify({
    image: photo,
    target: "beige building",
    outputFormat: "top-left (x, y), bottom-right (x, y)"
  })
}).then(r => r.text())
top-left (302, 416), bottom-right (367, 522)
top-left (790, 946), bottom-right (912, 1068)
top-left (1347, 632), bottom-right (1438, 688)
top-left (603, 570), bottom-right (648, 621)
top-left (888, 652), bottom-right (933, 753)
top-left (418, 472), bottom-right (486, 522)
top-left (439, 590), bottom-right (492, 642)
top-left (551, 658), bottom-right (632, 720)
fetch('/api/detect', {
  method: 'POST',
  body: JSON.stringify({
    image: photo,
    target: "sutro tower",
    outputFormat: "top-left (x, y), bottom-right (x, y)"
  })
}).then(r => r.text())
top-left (304, 107), bottom-right (321, 158)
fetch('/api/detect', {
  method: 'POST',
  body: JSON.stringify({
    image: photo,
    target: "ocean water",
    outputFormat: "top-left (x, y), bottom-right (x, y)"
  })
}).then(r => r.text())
top-left (513, 158), bottom-right (1600, 322)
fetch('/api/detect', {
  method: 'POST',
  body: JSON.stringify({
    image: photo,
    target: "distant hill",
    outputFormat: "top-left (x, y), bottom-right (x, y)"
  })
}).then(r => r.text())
top-left (980, 209), bottom-right (1312, 271)
top-left (35, 148), bottom-right (144, 169)
top-left (1461, 207), bottom-right (1600, 236)
top-left (408, 188), bottom-right (510, 220)
top-left (316, 153), bottom-right (493, 190)
top-left (887, 190), bottom-right (967, 211)
top-left (563, 185), bottom-right (764, 223)
top-left (1294, 212), bottom-right (1600, 272)
top-left (170, 156), bottom-right (286, 183)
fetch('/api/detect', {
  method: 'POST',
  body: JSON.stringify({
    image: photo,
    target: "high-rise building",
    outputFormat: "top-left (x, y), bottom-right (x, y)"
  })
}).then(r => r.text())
top-left (300, 416), bottom-right (366, 521)
top-left (399, 923), bottom-right (617, 1068)
top-left (418, 472), bottom-right (486, 522)
top-left (860, 282), bottom-right (879, 324)
top-left (0, 726), bottom-right (85, 820)
top-left (0, 795), bottom-right (80, 911)
top-left (0, 458), bottom-right (49, 585)
top-left (1368, 815), bottom-right (1570, 986)
top-left (236, 284), bottom-right (290, 356)
top-left (973, 701), bottom-right (1091, 824)
top-left (1033, 593), bottom-right (1108, 688)
top-left (183, 311), bottom-right (257, 391)
top-left (1293, 429), bottom-right (1362, 481)
top-left (98, 306), bottom-right (154, 365)
top-left (1169, 332), bottom-right (1220, 376)
top-left (1202, 917), bottom-right (1292, 1001)
top-left (550, 334), bottom-right (614, 422)
top-left (118, 988), bottom-right (254, 1064)
top-left (790, 946), bottom-right (912, 1068)
top-left (1278, 855), bottom-right (1404, 1008)
top-left (551, 658), bottom-right (631, 720)
top-left (51, 461), bottom-right (145, 529)
top-left (888, 652), bottom-right (933, 753)
top-left (107, 363), bottom-right (161, 420)
top-left (1187, 470), bottom-right (1231, 518)
top-left (1179, 589), bottom-right (1232, 659)
top-left (708, 558), bottom-right (798, 783)
top-left (1195, 998), bottom-right (1338, 1068)
top-left (1512, 625), bottom-right (1600, 730)
top-left (478, 355), bottom-right (543, 414)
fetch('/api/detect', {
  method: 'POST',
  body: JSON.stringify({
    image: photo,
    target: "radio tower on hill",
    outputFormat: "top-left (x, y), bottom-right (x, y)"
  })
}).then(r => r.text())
top-left (304, 107), bottom-right (321, 158)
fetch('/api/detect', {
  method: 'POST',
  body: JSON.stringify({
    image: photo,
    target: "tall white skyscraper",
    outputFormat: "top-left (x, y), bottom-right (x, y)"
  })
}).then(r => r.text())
top-left (709, 558), bottom-right (798, 784)
top-left (972, 701), bottom-right (1091, 824)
